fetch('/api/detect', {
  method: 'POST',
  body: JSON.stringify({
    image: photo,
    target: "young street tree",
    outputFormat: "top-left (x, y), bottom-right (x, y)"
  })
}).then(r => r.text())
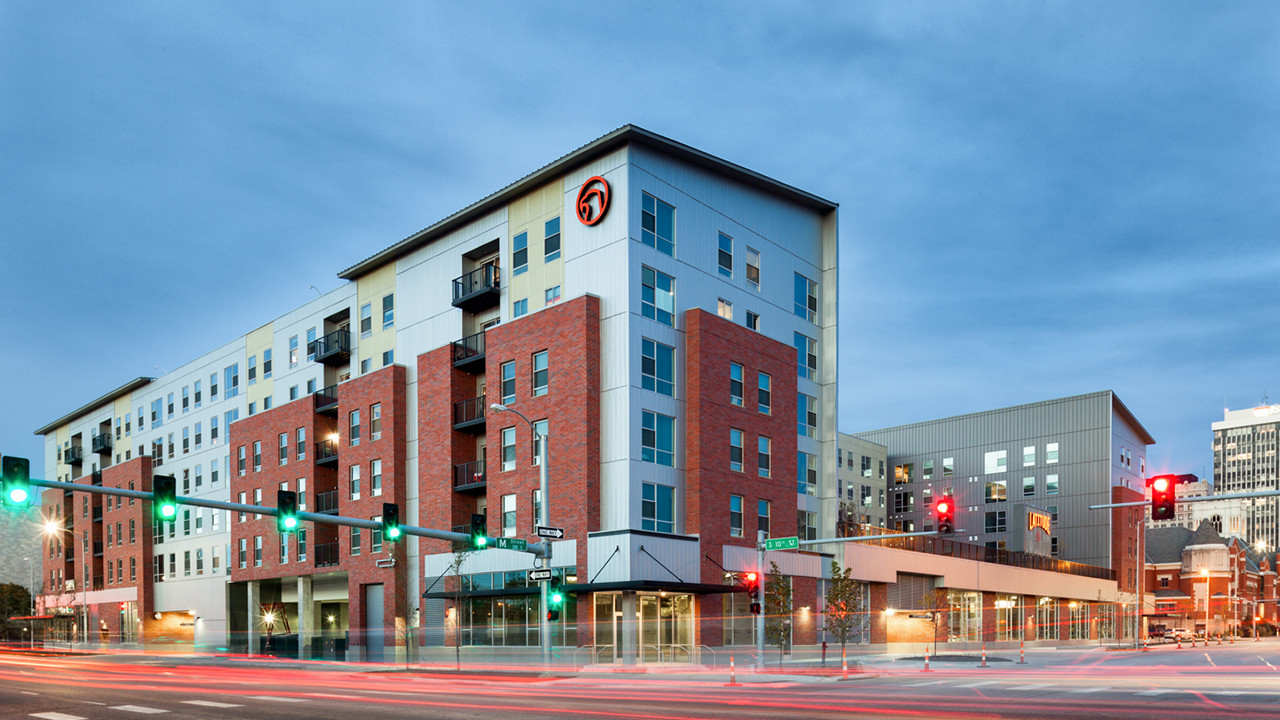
top-left (825, 560), bottom-right (863, 655)
top-left (764, 561), bottom-right (792, 666)
top-left (447, 543), bottom-right (478, 670)
top-left (920, 588), bottom-right (950, 655)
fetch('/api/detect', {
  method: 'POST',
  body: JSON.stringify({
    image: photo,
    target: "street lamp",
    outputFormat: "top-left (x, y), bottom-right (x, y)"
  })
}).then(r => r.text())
top-left (490, 402), bottom-right (551, 669)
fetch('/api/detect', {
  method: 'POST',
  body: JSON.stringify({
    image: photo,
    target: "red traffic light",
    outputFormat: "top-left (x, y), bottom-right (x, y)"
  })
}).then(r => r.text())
top-left (935, 498), bottom-right (955, 534)
top-left (1150, 474), bottom-right (1178, 520)
top-left (744, 572), bottom-right (757, 583)
top-left (1152, 477), bottom-right (1169, 493)
top-left (937, 501), bottom-right (950, 514)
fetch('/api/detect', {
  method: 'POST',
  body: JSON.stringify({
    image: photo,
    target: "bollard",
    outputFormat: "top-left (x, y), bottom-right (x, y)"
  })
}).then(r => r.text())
top-left (842, 647), bottom-right (848, 680)
top-left (981, 643), bottom-right (987, 668)
top-left (729, 655), bottom-right (736, 686)
top-left (1218, 634), bottom-right (1222, 646)
top-left (923, 646), bottom-right (930, 672)
top-left (1177, 636), bottom-right (1182, 649)
top-left (1142, 635), bottom-right (1148, 652)
top-left (1019, 640), bottom-right (1025, 664)
top-left (1230, 634), bottom-right (1234, 644)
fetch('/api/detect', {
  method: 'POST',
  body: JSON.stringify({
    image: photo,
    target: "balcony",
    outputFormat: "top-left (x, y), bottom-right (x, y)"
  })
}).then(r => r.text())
top-left (315, 542), bottom-right (340, 568)
top-left (64, 549), bottom-right (75, 563)
top-left (451, 331), bottom-right (487, 373)
top-left (313, 384), bottom-right (339, 416)
top-left (91, 433), bottom-right (112, 454)
top-left (315, 490), bottom-right (339, 515)
top-left (452, 395), bottom-right (487, 434)
top-left (315, 439), bottom-right (340, 467)
top-left (310, 329), bottom-right (352, 366)
top-left (65, 446), bottom-right (84, 465)
top-left (92, 507), bottom-right (102, 523)
top-left (90, 470), bottom-right (103, 486)
top-left (453, 460), bottom-right (487, 493)
top-left (452, 264), bottom-right (501, 313)
top-left (93, 541), bottom-right (103, 557)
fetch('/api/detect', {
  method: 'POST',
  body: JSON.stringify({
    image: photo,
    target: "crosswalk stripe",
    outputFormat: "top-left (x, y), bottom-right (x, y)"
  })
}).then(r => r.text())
top-left (108, 707), bottom-right (169, 714)
top-left (247, 696), bottom-right (308, 702)
top-left (957, 681), bottom-right (1003, 688)
top-left (903, 680), bottom-right (947, 687)
top-left (181, 701), bottom-right (243, 708)
top-left (30, 714), bottom-right (86, 720)
top-left (1010, 684), bottom-right (1053, 690)
top-left (1136, 689), bottom-right (1175, 696)
top-left (1068, 687), bottom-right (1110, 694)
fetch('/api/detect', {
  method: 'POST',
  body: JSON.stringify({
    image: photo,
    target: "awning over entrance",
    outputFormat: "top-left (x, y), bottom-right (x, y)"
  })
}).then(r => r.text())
top-left (423, 579), bottom-right (735, 600)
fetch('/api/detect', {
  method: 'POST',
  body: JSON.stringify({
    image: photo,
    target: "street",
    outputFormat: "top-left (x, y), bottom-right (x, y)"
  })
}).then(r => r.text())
top-left (3, 642), bottom-right (1280, 720)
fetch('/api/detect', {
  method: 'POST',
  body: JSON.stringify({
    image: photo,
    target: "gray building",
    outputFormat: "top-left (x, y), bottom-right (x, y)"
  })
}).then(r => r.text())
top-left (854, 391), bottom-right (1154, 571)
top-left (1213, 404), bottom-right (1280, 552)
top-left (835, 434), bottom-right (888, 533)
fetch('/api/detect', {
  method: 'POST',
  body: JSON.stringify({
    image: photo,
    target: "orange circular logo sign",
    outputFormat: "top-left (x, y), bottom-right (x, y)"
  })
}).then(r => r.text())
top-left (576, 176), bottom-right (610, 226)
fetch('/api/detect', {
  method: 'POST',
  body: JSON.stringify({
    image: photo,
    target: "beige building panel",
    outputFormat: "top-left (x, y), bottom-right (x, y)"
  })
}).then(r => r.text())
top-left (355, 263), bottom-right (397, 371)
top-left (507, 179), bottom-right (564, 316)
top-left (245, 322), bottom-right (274, 407)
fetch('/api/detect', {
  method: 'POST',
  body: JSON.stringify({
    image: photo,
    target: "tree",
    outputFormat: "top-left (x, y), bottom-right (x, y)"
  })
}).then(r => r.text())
top-left (825, 560), bottom-right (863, 654)
top-left (446, 544), bottom-right (478, 671)
top-left (835, 501), bottom-right (861, 538)
top-left (0, 583), bottom-right (31, 621)
top-left (920, 588), bottom-right (950, 655)
top-left (764, 561), bottom-right (792, 666)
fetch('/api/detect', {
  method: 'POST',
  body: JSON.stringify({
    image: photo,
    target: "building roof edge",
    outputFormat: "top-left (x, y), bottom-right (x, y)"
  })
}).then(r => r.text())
top-left (33, 377), bottom-right (155, 437)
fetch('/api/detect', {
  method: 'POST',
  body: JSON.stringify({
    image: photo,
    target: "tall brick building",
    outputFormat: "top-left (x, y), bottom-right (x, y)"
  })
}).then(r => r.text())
top-left (33, 126), bottom-right (839, 663)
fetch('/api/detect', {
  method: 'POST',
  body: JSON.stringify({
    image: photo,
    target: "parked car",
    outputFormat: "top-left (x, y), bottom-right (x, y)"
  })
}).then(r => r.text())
top-left (1147, 628), bottom-right (1167, 640)
top-left (1170, 628), bottom-right (1194, 641)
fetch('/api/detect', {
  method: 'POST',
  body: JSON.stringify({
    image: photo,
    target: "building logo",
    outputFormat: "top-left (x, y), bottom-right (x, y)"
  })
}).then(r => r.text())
top-left (1028, 509), bottom-right (1051, 538)
top-left (576, 176), bottom-right (610, 226)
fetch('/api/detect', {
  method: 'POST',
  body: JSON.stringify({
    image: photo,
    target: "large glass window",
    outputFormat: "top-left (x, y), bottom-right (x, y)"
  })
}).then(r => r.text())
top-left (798, 452), bottom-right (817, 496)
top-left (641, 193), bottom-right (675, 256)
top-left (794, 333), bottom-right (817, 380)
top-left (985, 510), bottom-right (1007, 533)
top-left (501, 361), bottom-right (516, 404)
top-left (513, 232), bottom-right (529, 275)
top-left (794, 272), bottom-right (817, 322)
top-left (729, 363), bottom-right (744, 407)
top-left (757, 436), bottom-right (771, 478)
top-left (532, 351), bottom-right (549, 397)
top-left (729, 429), bottom-right (743, 472)
top-left (641, 411), bottom-right (675, 466)
top-left (501, 427), bottom-right (516, 471)
top-left (641, 266), bottom-right (675, 326)
top-left (984, 450), bottom-right (1007, 474)
top-left (717, 232), bottom-right (732, 277)
top-left (985, 478), bottom-right (1008, 503)
top-left (641, 338), bottom-right (675, 396)
top-left (798, 393), bottom-right (817, 438)
top-left (641, 482), bottom-right (675, 533)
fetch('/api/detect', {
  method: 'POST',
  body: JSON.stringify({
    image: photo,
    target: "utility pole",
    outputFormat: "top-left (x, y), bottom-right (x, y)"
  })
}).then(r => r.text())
top-left (755, 530), bottom-right (765, 669)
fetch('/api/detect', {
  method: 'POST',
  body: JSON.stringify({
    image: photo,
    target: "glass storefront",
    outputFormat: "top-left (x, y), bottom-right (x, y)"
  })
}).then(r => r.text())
top-left (949, 590), bottom-right (981, 642)
top-left (593, 592), bottom-right (695, 664)
top-left (994, 595), bottom-right (1022, 641)
top-left (1035, 597), bottom-right (1058, 640)
top-left (455, 568), bottom-right (577, 647)
top-left (1069, 602), bottom-right (1088, 639)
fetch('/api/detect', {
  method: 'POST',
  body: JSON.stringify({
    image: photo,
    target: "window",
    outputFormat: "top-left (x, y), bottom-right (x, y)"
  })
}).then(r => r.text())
top-left (641, 338), bottom-right (675, 396)
top-left (289, 335), bottom-right (299, 368)
top-left (740, 248), bottom-right (760, 292)
top-left (532, 488), bottom-right (542, 527)
top-left (383, 293), bottom-right (394, 328)
top-left (297, 530), bottom-right (307, 562)
top-left (370, 516), bottom-right (382, 554)
top-left (296, 427), bottom-right (306, 459)
top-left (893, 492), bottom-right (914, 513)
top-left (545, 285), bottom-right (561, 304)
top-left (349, 464), bottom-right (361, 500)
top-left (798, 511), bottom-right (818, 541)
top-left (641, 411), bottom-right (675, 466)
top-left (182, 386), bottom-right (189, 412)
top-left (794, 272), bottom-right (817, 322)
top-left (195, 422), bottom-right (203, 450)
top-left (1023, 476), bottom-right (1035, 497)
top-left (1046, 473), bottom-right (1059, 495)
top-left (168, 392), bottom-right (175, 417)
top-left (360, 303), bottom-right (373, 336)
top-left (237, 492), bottom-right (246, 522)
top-left (751, 372), bottom-right (770, 415)
top-left (349, 410), bottom-right (361, 447)
top-left (985, 510), bottom-right (1007, 534)
top-left (306, 378), bottom-right (316, 394)
top-left (1046, 442), bottom-right (1060, 464)
top-left (758, 500), bottom-right (770, 537)
top-left (717, 232), bottom-right (733, 277)
top-left (254, 536), bottom-right (262, 567)
top-left (237, 446), bottom-right (246, 476)
top-left (943, 457), bottom-right (954, 476)
top-left (798, 452), bottom-right (817, 496)
top-left (289, 385), bottom-right (298, 401)
top-left (1023, 446), bottom-right (1036, 467)
top-left (183, 427), bottom-right (190, 454)
top-left (370, 403), bottom-right (382, 441)
top-left (359, 359), bottom-right (370, 375)
top-left (1051, 537), bottom-right (1059, 557)
top-left (513, 298), bottom-right (528, 317)
top-left (279, 433), bottom-right (288, 465)
top-left (532, 351), bottom-right (549, 397)
top-left (730, 429), bottom-right (744, 472)
top-left (641, 193), bottom-right (675, 256)
top-left (717, 298), bottom-right (733, 320)
top-left (502, 494), bottom-right (517, 537)
top-left (371, 459), bottom-right (382, 497)
top-left (985, 478), bottom-right (1007, 503)
top-left (921, 459), bottom-right (933, 481)
top-left (983, 450), bottom-right (1007, 475)
top-left (532, 420), bottom-right (548, 466)
top-left (894, 463), bottom-right (913, 484)
top-left (745, 310), bottom-right (759, 331)
top-left (151, 399), bottom-right (163, 427)
top-left (350, 527), bottom-right (361, 556)
top-left (501, 362), bottom-right (516, 404)
top-left (641, 266), bottom-right (675, 326)
top-left (253, 441), bottom-right (261, 472)
top-left (861, 455), bottom-right (872, 478)
top-left (263, 349), bottom-right (272, 378)
top-left (757, 436), bottom-right (771, 478)
top-left (544, 216), bottom-right (561, 262)
top-left (513, 231), bottom-right (529, 275)
top-left (798, 393), bottom-right (817, 438)
top-left (248, 356), bottom-right (257, 384)
top-left (641, 482), bottom-right (675, 533)
top-left (501, 427), bottom-right (516, 471)
top-left (306, 327), bottom-right (316, 360)
top-left (1047, 505), bottom-right (1058, 522)
top-left (225, 363), bottom-right (239, 398)
top-left (211, 416), bottom-right (219, 443)
top-left (729, 495), bottom-right (743, 537)
top-left (729, 363), bottom-right (744, 406)
top-left (861, 485), bottom-right (873, 507)
top-left (238, 539), bottom-right (246, 570)
top-left (794, 333), bottom-right (817, 380)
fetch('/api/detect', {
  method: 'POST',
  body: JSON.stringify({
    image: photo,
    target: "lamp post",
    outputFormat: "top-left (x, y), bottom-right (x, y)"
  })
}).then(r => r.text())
top-left (490, 403), bottom-right (550, 669)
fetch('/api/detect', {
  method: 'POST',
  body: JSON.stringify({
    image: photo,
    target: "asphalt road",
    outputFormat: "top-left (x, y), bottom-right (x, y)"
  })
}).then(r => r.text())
top-left (3, 641), bottom-right (1280, 720)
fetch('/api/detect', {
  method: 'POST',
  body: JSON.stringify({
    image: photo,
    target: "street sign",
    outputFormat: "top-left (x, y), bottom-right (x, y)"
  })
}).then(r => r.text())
top-left (764, 536), bottom-right (799, 551)
top-left (493, 537), bottom-right (528, 551)
top-left (528, 568), bottom-right (552, 582)
top-left (536, 526), bottom-right (565, 539)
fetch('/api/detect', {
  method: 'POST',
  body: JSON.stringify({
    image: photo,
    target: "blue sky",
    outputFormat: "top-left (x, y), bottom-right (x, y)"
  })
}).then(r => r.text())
top-left (2, 1), bottom-right (1277, 483)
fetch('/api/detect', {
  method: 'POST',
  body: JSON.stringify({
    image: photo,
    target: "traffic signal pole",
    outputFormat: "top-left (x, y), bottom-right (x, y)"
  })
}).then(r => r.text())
top-left (756, 530), bottom-right (765, 669)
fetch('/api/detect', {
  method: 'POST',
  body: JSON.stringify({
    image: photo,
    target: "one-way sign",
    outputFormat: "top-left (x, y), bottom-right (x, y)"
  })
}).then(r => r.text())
top-left (528, 568), bottom-right (552, 582)
top-left (535, 526), bottom-right (565, 539)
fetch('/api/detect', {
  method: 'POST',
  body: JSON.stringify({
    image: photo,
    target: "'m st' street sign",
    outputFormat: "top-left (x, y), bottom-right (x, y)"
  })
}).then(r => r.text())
top-left (493, 537), bottom-right (528, 551)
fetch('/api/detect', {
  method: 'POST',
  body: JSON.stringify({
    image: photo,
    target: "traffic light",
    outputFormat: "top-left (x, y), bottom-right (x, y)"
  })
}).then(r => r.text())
top-left (382, 502), bottom-right (401, 542)
top-left (743, 571), bottom-right (762, 615)
top-left (547, 584), bottom-right (564, 622)
top-left (152, 475), bottom-right (177, 521)
top-left (469, 513), bottom-right (488, 549)
top-left (1150, 475), bottom-right (1177, 520)
top-left (1, 456), bottom-right (32, 508)
top-left (935, 498), bottom-right (955, 535)
top-left (276, 490), bottom-right (299, 533)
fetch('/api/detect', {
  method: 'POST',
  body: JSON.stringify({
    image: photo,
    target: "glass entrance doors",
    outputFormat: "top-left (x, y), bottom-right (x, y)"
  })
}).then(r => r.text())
top-left (639, 593), bottom-right (693, 663)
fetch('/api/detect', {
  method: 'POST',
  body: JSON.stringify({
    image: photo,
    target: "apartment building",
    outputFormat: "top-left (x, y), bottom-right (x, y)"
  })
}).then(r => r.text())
top-left (835, 434), bottom-right (888, 534)
top-left (34, 126), bottom-right (839, 664)
top-left (1213, 404), bottom-right (1280, 552)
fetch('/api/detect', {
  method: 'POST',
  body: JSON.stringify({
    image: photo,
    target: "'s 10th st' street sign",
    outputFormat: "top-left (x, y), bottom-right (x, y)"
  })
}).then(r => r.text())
top-left (763, 536), bottom-right (799, 551)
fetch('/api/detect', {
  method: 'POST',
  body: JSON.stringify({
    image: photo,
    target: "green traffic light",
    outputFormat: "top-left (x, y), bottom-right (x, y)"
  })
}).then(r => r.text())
top-left (8, 487), bottom-right (28, 504)
top-left (475, 536), bottom-right (487, 548)
top-left (388, 527), bottom-right (401, 540)
top-left (551, 592), bottom-right (563, 604)
top-left (283, 516), bottom-right (298, 530)
top-left (161, 504), bottom-right (176, 518)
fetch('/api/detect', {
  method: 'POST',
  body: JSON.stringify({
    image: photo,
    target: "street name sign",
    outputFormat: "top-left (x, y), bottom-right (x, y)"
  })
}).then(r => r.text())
top-left (764, 536), bottom-right (800, 551)
top-left (493, 537), bottom-right (528, 551)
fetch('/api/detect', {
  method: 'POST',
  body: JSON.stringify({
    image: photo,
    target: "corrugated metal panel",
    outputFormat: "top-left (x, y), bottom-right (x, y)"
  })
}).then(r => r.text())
top-left (422, 598), bottom-right (446, 646)
top-left (887, 573), bottom-right (937, 609)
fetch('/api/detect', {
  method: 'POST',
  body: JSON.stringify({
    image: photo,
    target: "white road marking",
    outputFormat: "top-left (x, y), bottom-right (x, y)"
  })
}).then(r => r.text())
top-left (180, 701), bottom-right (243, 708)
top-left (82, 702), bottom-right (105, 706)
top-left (1009, 684), bottom-right (1054, 690)
top-left (108, 707), bottom-right (169, 714)
top-left (1136, 689), bottom-right (1176, 696)
top-left (957, 681), bottom-right (1003, 688)
top-left (20, 691), bottom-right (38, 696)
top-left (1261, 656), bottom-right (1276, 669)
top-left (30, 714), bottom-right (86, 720)
top-left (1204, 653), bottom-right (1216, 666)
top-left (247, 696), bottom-right (308, 702)
top-left (1068, 687), bottom-right (1111, 694)
top-left (904, 680), bottom-right (947, 687)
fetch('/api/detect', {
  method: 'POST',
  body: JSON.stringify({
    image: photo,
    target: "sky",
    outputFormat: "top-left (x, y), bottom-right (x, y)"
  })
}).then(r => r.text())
top-left (1, 1), bottom-right (1278, 485)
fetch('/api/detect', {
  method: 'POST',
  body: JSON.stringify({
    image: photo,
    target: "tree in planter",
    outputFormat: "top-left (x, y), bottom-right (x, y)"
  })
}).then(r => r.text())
top-left (920, 588), bottom-right (950, 655)
top-left (825, 560), bottom-right (863, 657)
top-left (764, 561), bottom-right (792, 666)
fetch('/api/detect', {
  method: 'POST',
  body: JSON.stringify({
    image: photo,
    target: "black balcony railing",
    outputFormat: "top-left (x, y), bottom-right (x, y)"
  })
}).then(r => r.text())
top-left (315, 490), bottom-right (339, 515)
top-left (91, 433), bottom-right (112, 454)
top-left (313, 384), bottom-right (339, 415)
top-left (65, 446), bottom-right (84, 465)
top-left (315, 439), bottom-right (339, 466)
top-left (92, 507), bottom-right (102, 522)
top-left (315, 542), bottom-right (340, 568)
top-left (859, 531), bottom-right (1115, 581)
top-left (310, 329), bottom-right (352, 366)
top-left (453, 460), bottom-right (487, 492)
top-left (93, 541), bottom-right (103, 557)
top-left (451, 331), bottom-right (487, 372)
top-left (452, 395), bottom-right (487, 433)
top-left (90, 470), bottom-right (103, 486)
top-left (452, 264), bottom-right (501, 313)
